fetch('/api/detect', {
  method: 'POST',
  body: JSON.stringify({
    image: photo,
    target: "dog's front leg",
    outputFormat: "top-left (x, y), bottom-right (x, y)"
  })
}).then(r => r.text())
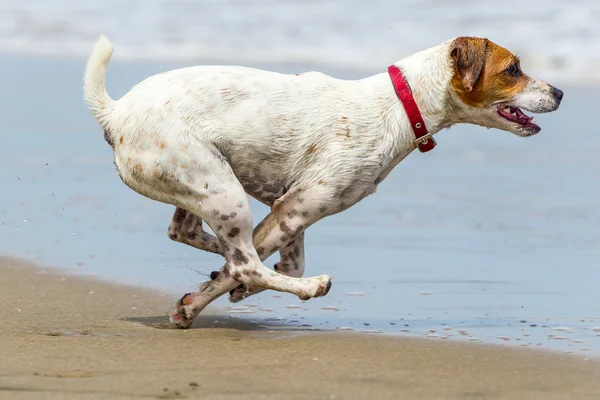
top-left (167, 207), bottom-right (224, 256)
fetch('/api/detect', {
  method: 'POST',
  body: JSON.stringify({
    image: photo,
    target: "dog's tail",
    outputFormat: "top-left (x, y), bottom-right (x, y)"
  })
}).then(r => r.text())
top-left (83, 34), bottom-right (115, 128)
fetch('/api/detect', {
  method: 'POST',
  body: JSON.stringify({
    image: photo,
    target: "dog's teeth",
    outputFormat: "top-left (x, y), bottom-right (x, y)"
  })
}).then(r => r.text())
top-left (530, 117), bottom-right (536, 123)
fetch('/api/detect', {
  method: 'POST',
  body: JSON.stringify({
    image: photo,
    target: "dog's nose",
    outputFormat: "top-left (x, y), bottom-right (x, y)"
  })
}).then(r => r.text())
top-left (551, 86), bottom-right (564, 101)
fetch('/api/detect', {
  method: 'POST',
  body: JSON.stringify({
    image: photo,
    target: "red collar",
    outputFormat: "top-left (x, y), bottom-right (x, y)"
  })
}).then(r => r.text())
top-left (388, 65), bottom-right (436, 153)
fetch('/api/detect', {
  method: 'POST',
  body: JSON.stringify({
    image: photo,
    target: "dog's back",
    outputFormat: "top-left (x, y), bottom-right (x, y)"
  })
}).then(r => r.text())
top-left (84, 37), bottom-right (397, 207)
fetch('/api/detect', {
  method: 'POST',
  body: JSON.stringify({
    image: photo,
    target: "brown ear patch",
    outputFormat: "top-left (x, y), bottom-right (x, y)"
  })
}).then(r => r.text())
top-left (451, 37), bottom-right (488, 93)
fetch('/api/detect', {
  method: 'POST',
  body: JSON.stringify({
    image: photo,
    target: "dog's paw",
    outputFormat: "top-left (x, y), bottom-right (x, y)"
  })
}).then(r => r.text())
top-left (169, 292), bottom-right (196, 329)
top-left (228, 284), bottom-right (250, 303)
top-left (298, 275), bottom-right (333, 300)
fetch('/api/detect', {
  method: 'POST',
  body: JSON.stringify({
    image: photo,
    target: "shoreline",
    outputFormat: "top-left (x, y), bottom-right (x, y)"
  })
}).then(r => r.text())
top-left (1, 257), bottom-right (599, 400)
top-left (5, 254), bottom-right (599, 358)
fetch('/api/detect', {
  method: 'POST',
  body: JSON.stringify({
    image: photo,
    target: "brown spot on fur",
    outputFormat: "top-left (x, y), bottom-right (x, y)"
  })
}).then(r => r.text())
top-left (132, 163), bottom-right (144, 177)
top-left (220, 87), bottom-right (249, 101)
top-left (308, 143), bottom-right (317, 154)
top-left (232, 249), bottom-right (250, 266)
top-left (256, 247), bottom-right (265, 256)
top-left (317, 179), bottom-right (325, 185)
top-left (279, 221), bottom-right (293, 235)
top-left (204, 183), bottom-right (209, 189)
top-left (149, 169), bottom-right (195, 196)
top-left (119, 136), bottom-right (124, 144)
top-left (227, 227), bottom-right (240, 238)
top-left (221, 87), bottom-right (233, 98)
top-left (337, 186), bottom-right (354, 199)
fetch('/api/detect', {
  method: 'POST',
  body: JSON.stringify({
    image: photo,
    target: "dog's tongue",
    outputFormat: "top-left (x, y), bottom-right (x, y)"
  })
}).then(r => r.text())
top-left (511, 106), bottom-right (532, 122)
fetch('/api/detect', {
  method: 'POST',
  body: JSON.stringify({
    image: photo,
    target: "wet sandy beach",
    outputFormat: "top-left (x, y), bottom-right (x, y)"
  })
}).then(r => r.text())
top-left (1, 257), bottom-right (599, 400)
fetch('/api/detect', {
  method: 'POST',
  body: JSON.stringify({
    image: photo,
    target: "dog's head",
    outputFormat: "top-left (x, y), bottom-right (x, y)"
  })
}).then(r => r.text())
top-left (448, 37), bottom-right (563, 137)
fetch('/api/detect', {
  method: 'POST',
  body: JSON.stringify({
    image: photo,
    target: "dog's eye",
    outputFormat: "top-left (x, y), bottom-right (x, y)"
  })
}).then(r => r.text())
top-left (506, 63), bottom-right (520, 77)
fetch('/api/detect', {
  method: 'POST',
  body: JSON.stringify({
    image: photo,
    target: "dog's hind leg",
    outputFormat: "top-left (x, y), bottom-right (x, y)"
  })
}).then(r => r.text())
top-left (228, 232), bottom-right (305, 303)
top-left (165, 155), bottom-right (332, 328)
top-left (167, 207), bottom-right (224, 256)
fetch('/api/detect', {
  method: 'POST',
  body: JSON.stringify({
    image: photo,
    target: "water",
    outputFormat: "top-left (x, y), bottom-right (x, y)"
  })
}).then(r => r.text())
top-left (1, 1), bottom-right (599, 356)
top-left (1, 0), bottom-right (600, 84)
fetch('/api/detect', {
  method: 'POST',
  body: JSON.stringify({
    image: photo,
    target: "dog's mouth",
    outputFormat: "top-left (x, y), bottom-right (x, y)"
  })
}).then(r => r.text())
top-left (496, 105), bottom-right (540, 135)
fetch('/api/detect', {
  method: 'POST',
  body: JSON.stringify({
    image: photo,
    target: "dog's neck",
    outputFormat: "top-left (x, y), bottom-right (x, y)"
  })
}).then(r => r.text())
top-left (391, 40), bottom-right (456, 135)
top-left (350, 41), bottom-right (457, 180)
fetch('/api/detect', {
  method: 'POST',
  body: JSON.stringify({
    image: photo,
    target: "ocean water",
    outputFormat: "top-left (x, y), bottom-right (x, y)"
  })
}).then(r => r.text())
top-left (1, 0), bottom-right (600, 84)
top-left (1, 1), bottom-right (599, 356)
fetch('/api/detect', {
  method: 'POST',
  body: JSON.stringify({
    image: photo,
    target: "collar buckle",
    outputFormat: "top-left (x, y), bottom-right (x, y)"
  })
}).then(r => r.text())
top-left (414, 132), bottom-right (435, 152)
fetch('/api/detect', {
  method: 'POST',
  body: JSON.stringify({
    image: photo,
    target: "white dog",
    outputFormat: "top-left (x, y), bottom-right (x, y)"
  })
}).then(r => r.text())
top-left (83, 34), bottom-right (563, 328)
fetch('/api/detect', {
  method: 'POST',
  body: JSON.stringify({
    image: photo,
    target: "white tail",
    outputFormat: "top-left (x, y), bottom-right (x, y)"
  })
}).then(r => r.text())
top-left (83, 34), bottom-right (115, 127)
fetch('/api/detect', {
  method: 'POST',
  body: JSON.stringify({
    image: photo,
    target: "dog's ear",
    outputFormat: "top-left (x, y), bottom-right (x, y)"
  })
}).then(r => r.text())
top-left (450, 37), bottom-right (488, 92)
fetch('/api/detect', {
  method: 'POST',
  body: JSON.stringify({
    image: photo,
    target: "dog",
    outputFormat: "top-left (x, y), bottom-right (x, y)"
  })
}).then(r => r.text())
top-left (83, 34), bottom-right (563, 328)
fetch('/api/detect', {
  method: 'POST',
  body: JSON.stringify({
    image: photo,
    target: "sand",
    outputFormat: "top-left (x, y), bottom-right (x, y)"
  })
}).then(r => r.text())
top-left (0, 258), bottom-right (599, 400)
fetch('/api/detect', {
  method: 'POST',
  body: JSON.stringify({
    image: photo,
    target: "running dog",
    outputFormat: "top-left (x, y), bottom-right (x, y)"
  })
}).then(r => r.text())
top-left (83, 35), bottom-right (563, 328)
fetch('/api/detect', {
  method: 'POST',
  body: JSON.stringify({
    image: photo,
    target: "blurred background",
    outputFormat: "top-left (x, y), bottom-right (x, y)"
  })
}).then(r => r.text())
top-left (1, 0), bottom-right (599, 84)
top-left (0, 0), bottom-right (599, 353)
